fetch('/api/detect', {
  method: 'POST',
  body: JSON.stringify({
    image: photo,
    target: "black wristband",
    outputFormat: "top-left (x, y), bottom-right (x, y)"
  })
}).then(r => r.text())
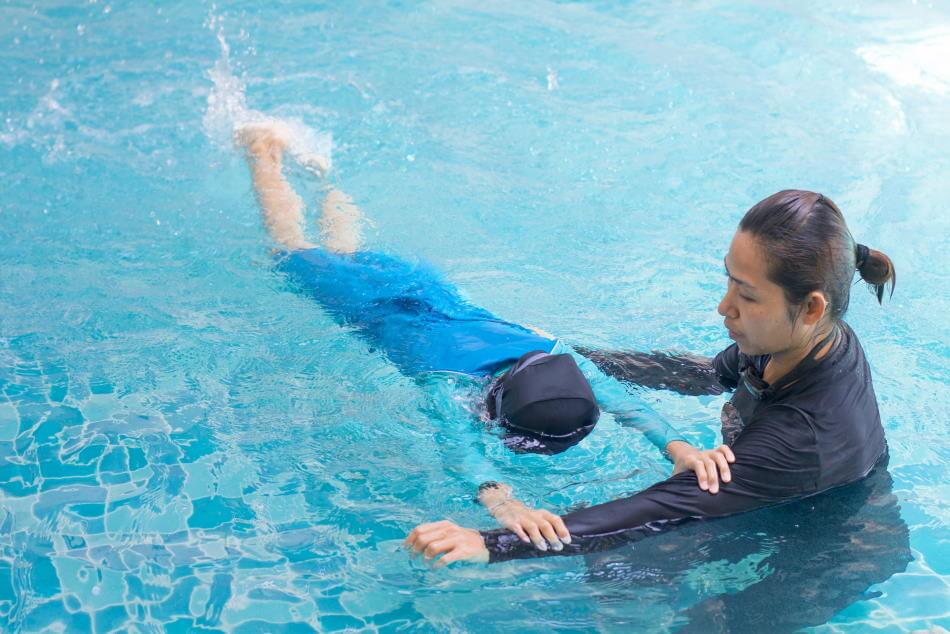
top-left (474, 481), bottom-right (501, 505)
top-left (478, 481), bottom-right (501, 493)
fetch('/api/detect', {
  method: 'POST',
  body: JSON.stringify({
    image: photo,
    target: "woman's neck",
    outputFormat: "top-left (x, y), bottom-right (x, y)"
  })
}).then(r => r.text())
top-left (763, 324), bottom-right (836, 385)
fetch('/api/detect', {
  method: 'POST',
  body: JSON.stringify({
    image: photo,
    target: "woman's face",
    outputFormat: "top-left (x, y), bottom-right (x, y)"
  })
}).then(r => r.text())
top-left (717, 230), bottom-right (798, 356)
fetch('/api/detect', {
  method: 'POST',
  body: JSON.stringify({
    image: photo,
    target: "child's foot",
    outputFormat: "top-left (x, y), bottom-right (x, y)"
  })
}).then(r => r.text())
top-left (234, 120), bottom-right (293, 162)
top-left (296, 150), bottom-right (331, 178)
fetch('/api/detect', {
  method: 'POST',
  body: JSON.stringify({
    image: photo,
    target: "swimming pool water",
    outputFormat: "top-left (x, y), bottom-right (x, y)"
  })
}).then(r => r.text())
top-left (1, 0), bottom-right (948, 631)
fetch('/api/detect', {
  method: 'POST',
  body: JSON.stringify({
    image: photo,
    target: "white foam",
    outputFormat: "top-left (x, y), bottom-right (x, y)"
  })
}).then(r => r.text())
top-left (203, 25), bottom-right (332, 175)
top-left (857, 27), bottom-right (950, 96)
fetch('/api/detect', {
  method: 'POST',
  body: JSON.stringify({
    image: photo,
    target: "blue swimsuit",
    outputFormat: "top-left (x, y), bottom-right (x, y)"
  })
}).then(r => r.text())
top-left (275, 247), bottom-right (685, 486)
top-left (276, 248), bottom-right (556, 377)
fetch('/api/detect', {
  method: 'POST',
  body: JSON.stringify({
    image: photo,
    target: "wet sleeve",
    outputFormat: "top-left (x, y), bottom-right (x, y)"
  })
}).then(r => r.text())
top-left (453, 439), bottom-right (506, 488)
top-left (441, 407), bottom-right (508, 488)
top-left (568, 349), bottom-right (686, 453)
top-left (482, 405), bottom-right (820, 562)
top-left (417, 375), bottom-right (507, 489)
top-left (711, 344), bottom-right (741, 390)
top-left (573, 347), bottom-right (725, 396)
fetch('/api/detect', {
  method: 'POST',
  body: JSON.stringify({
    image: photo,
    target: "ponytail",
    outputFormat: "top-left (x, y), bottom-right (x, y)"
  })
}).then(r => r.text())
top-left (740, 190), bottom-right (896, 324)
top-left (854, 243), bottom-right (896, 303)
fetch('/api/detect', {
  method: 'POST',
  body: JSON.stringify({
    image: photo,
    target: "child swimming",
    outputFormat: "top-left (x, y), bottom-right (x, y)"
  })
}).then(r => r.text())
top-left (237, 122), bottom-right (732, 552)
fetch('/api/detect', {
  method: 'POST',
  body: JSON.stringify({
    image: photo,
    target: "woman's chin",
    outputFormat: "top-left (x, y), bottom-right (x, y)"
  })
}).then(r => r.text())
top-left (733, 339), bottom-right (756, 355)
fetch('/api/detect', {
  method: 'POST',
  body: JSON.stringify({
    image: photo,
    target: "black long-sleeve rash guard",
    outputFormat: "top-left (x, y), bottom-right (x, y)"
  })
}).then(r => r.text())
top-left (482, 322), bottom-right (887, 562)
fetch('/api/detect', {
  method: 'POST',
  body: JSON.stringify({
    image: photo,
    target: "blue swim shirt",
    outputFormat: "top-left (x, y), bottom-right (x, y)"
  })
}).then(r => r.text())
top-left (275, 248), bottom-right (556, 377)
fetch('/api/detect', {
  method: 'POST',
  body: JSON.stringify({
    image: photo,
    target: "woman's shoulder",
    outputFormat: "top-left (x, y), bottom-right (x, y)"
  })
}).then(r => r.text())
top-left (812, 321), bottom-right (870, 382)
top-left (771, 322), bottom-right (882, 434)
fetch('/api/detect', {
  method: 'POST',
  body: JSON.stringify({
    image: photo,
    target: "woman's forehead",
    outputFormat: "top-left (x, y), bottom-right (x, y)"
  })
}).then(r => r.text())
top-left (726, 231), bottom-right (771, 286)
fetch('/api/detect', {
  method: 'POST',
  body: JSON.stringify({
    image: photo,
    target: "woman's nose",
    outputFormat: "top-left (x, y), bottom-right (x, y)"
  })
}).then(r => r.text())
top-left (718, 290), bottom-right (736, 318)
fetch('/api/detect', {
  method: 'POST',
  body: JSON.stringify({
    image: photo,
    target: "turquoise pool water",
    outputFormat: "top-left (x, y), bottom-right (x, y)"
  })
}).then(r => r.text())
top-left (2, 1), bottom-right (948, 631)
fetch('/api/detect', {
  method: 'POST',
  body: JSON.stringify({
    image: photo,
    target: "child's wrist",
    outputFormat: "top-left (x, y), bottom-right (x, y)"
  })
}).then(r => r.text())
top-left (477, 481), bottom-right (513, 509)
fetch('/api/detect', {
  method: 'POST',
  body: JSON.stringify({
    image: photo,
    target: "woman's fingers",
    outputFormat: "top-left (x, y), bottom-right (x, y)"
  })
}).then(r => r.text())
top-left (685, 447), bottom-right (737, 494)
top-left (713, 450), bottom-right (732, 483)
top-left (720, 444), bottom-right (736, 463)
top-left (409, 530), bottom-right (448, 555)
top-left (703, 456), bottom-right (720, 493)
top-left (404, 528), bottom-right (424, 551)
top-left (431, 541), bottom-right (485, 569)
top-left (423, 538), bottom-right (455, 560)
top-left (523, 522), bottom-right (548, 551)
top-left (404, 520), bottom-right (450, 544)
top-left (536, 520), bottom-right (563, 551)
top-left (501, 507), bottom-right (569, 549)
top-left (511, 525), bottom-right (530, 543)
top-left (432, 548), bottom-right (466, 569)
top-left (544, 511), bottom-right (572, 544)
top-left (405, 524), bottom-right (490, 569)
top-left (409, 520), bottom-right (451, 535)
top-left (692, 459), bottom-right (709, 490)
top-left (404, 521), bottom-right (454, 552)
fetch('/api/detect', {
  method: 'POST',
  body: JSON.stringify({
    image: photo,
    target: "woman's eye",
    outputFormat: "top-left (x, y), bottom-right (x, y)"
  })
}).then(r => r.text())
top-left (740, 295), bottom-right (755, 302)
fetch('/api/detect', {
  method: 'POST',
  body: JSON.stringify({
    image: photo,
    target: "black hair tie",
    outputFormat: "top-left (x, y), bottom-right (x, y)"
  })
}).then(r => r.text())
top-left (855, 243), bottom-right (870, 270)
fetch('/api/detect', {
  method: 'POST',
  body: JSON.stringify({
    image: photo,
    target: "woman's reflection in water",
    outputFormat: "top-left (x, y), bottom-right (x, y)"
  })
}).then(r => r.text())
top-left (582, 457), bottom-right (910, 633)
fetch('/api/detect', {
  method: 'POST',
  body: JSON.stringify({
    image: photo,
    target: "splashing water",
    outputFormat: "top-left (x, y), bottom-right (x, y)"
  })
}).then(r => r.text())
top-left (203, 27), bottom-right (333, 175)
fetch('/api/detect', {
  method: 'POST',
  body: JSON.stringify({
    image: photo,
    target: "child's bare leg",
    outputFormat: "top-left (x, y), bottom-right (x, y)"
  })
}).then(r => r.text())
top-left (237, 124), bottom-right (314, 251)
top-left (319, 187), bottom-right (364, 254)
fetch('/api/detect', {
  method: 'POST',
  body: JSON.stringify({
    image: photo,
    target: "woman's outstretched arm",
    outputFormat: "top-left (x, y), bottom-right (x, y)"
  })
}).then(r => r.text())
top-left (406, 405), bottom-right (829, 565)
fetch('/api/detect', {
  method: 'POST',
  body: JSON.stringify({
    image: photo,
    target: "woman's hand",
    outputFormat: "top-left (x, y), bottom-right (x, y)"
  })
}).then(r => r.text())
top-left (404, 520), bottom-right (490, 568)
top-left (477, 482), bottom-right (570, 551)
top-left (666, 440), bottom-right (736, 494)
top-left (490, 501), bottom-right (570, 551)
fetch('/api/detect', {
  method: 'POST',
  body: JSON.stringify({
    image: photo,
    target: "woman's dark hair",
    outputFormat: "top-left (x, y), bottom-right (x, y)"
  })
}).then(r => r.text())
top-left (739, 190), bottom-right (895, 323)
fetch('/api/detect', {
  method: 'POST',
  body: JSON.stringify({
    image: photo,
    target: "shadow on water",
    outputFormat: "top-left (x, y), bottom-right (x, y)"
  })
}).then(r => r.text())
top-left (582, 459), bottom-right (912, 633)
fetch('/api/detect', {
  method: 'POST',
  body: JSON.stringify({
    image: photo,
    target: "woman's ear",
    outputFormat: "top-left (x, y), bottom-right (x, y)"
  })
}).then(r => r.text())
top-left (801, 291), bottom-right (828, 326)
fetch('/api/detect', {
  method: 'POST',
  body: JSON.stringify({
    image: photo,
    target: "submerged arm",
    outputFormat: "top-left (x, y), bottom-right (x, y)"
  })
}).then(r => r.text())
top-left (573, 346), bottom-right (725, 396)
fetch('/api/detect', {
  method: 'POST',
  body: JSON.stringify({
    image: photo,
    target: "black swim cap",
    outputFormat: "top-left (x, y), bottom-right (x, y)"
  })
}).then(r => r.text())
top-left (486, 350), bottom-right (600, 455)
